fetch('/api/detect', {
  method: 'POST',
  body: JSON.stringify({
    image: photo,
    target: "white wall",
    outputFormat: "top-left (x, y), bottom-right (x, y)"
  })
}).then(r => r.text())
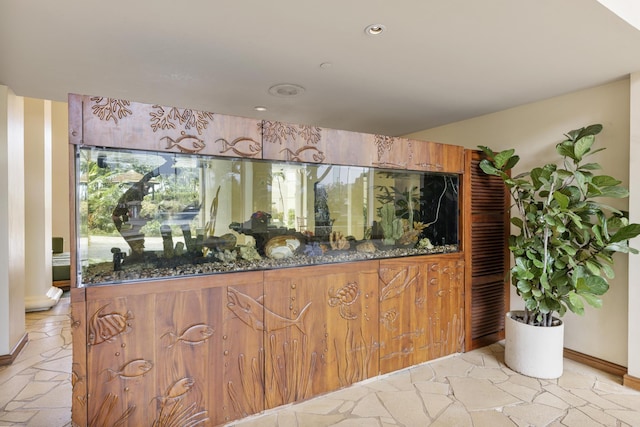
top-left (0, 85), bottom-right (26, 355)
top-left (406, 79), bottom-right (632, 366)
top-left (628, 72), bottom-right (640, 378)
top-left (51, 101), bottom-right (70, 251)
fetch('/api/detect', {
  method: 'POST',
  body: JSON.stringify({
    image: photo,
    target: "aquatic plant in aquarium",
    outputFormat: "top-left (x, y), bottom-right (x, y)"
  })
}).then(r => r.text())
top-left (76, 146), bottom-right (459, 285)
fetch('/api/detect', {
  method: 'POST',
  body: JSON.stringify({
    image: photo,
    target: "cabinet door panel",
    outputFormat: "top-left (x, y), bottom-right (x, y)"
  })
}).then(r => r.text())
top-left (379, 258), bottom-right (426, 373)
top-left (263, 261), bottom-right (379, 408)
top-left (83, 273), bottom-right (264, 427)
top-left (85, 292), bottom-right (157, 425)
top-left (425, 258), bottom-right (465, 360)
top-left (379, 255), bottom-right (464, 374)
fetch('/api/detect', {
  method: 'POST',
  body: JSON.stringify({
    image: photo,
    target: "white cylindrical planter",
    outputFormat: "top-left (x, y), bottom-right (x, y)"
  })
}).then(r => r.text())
top-left (504, 310), bottom-right (564, 379)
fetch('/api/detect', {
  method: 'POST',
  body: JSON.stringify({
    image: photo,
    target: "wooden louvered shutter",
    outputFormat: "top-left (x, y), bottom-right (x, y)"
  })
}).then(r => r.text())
top-left (463, 149), bottom-right (510, 351)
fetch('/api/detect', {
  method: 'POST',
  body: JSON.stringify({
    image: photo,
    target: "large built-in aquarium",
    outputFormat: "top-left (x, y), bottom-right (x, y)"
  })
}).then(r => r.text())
top-left (77, 146), bottom-right (459, 285)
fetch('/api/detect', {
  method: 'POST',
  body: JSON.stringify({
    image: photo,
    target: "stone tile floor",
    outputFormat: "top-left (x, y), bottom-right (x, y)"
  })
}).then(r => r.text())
top-left (2, 292), bottom-right (640, 426)
top-left (227, 349), bottom-right (640, 426)
top-left (0, 292), bottom-right (72, 427)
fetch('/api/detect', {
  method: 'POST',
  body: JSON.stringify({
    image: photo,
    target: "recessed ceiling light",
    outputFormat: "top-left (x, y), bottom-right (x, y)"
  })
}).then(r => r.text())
top-left (319, 62), bottom-right (333, 69)
top-left (365, 24), bottom-right (386, 35)
top-left (268, 83), bottom-right (306, 97)
top-left (254, 106), bottom-right (267, 112)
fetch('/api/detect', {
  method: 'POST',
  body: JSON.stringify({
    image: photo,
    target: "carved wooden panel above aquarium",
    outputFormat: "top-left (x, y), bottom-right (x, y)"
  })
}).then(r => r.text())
top-left (68, 94), bottom-right (263, 158)
top-left (260, 119), bottom-right (465, 174)
top-left (69, 94), bottom-right (465, 175)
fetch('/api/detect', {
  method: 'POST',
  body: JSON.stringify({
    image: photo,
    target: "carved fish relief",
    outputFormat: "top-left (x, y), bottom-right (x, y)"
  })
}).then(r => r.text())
top-left (379, 266), bottom-right (419, 301)
top-left (215, 136), bottom-right (261, 157)
top-left (279, 146), bottom-right (326, 163)
top-left (227, 287), bottom-right (311, 333)
top-left (165, 377), bottom-right (195, 400)
top-left (328, 282), bottom-right (360, 320)
top-left (105, 358), bottom-right (153, 382)
top-left (161, 132), bottom-right (206, 154)
top-left (90, 97), bottom-right (132, 124)
top-left (161, 323), bottom-right (215, 348)
top-left (152, 377), bottom-right (195, 405)
top-left (88, 304), bottom-right (133, 346)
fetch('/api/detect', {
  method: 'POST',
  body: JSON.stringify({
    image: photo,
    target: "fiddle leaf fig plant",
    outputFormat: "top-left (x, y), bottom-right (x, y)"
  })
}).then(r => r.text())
top-left (478, 124), bottom-right (640, 326)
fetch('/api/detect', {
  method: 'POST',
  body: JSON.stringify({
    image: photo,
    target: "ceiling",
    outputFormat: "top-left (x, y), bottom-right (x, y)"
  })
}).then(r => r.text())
top-left (2, 1), bottom-right (640, 137)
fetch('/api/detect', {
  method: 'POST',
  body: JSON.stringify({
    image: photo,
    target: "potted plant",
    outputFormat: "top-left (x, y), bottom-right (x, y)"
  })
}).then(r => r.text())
top-left (478, 124), bottom-right (640, 378)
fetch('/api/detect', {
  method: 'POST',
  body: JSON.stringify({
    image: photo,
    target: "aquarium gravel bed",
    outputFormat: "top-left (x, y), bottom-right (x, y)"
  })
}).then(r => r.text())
top-left (80, 244), bottom-right (459, 285)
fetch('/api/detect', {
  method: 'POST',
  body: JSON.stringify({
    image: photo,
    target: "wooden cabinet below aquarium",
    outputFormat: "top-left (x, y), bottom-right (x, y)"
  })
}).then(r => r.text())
top-left (70, 254), bottom-right (464, 426)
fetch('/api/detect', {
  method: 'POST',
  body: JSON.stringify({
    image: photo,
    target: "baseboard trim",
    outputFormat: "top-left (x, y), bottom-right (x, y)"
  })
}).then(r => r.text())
top-left (623, 374), bottom-right (640, 391)
top-left (0, 333), bottom-right (29, 366)
top-left (563, 348), bottom-right (627, 377)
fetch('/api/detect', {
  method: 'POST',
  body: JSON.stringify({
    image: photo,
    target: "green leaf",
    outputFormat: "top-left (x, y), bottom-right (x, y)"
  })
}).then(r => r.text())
top-left (576, 124), bottom-right (603, 139)
top-left (504, 155), bottom-right (520, 170)
top-left (478, 146), bottom-right (495, 158)
top-left (517, 281), bottom-right (531, 293)
top-left (592, 175), bottom-right (622, 187)
top-left (511, 217), bottom-right (523, 229)
top-left (494, 149), bottom-right (516, 169)
top-left (598, 186), bottom-right (630, 198)
top-left (553, 191), bottom-right (569, 209)
top-left (581, 293), bottom-right (603, 309)
top-left (567, 291), bottom-right (585, 315)
top-left (578, 162), bottom-right (602, 171)
top-left (540, 274), bottom-right (550, 290)
top-left (478, 159), bottom-right (500, 176)
top-left (557, 141), bottom-right (576, 161)
top-left (574, 135), bottom-right (595, 162)
top-left (585, 260), bottom-right (600, 275)
top-left (609, 224), bottom-right (640, 243)
top-left (573, 170), bottom-right (587, 193)
top-left (601, 263), bottom-right (615, 279)
top-left (577, 276), bottom-right (609, 295)
top-left (531, 168), bottom-right (544, 188)
top-left (586, 183), bottom-right (603, 198)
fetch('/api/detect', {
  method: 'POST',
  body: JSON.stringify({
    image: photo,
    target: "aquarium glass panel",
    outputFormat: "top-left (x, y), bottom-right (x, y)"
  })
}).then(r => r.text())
top-left (76, 146), bottom-right (459, 285)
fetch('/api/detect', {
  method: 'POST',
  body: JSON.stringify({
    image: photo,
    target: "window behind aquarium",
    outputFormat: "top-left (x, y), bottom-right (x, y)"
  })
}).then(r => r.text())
top-left (76, 146), bottom-right (459, 285)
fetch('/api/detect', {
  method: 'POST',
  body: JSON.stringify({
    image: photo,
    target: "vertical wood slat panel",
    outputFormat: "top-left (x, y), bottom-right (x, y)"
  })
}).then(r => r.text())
top-left (464, 150), bottom-right (510, 351)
